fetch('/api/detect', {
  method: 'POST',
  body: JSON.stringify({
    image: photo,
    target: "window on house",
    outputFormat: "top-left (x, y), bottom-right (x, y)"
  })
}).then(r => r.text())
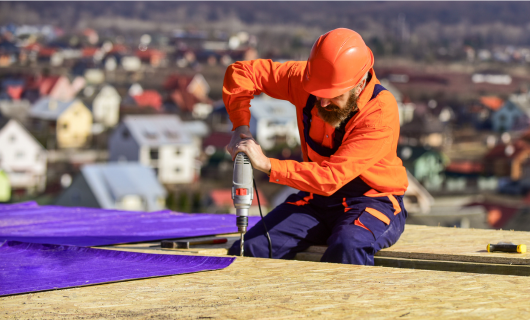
top-left (9, 135), bottom-right (15, 142)
top-left (62, 123), bottom-right (68, 130)
top-left (16, 151), bottom-right (24, 159)
top-left (175, 166), bottom-right (181, 173)
top-left (150, 149), bottom-right (159, 160)
top-left (175, 148), bottom-right (181, 156)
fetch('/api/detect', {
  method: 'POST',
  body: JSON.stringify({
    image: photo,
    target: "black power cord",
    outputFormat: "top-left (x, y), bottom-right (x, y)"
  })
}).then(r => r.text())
top-left (253, 178), bottom-right (273, 259)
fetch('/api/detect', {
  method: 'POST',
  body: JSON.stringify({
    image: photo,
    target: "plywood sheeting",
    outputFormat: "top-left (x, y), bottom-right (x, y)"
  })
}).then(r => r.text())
top-left (378, 225), bottom-right (530, 264)
top-left (3, 256), bottom-right (530, 319)
top-left (299, 225), bottom-right (530, 265)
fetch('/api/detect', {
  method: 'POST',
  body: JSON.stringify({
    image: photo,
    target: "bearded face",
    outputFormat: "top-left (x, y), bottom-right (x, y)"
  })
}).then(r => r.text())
top-left (315, 89), bottom-right (359, 128)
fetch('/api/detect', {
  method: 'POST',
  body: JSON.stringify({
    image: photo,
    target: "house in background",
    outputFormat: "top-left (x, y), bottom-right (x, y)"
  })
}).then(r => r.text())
top-left (0, 119), bottom-right (47, 193)
top-left (121, 83), bottom-right (163, 113)
top-left (491, 101), bottom-right (528, 132)
top-left (91, 85), bottom-right (121, 128)
top-left (207, 104), bottom-right (233, 133)
top-left (399, 105), bottom-right (446, 148)
top-left (0, 170), bottom-right (10, 202)
top-left (397, 145), bottom-right (449, 191)
top-left (483, 139), bottom-right (530, 195)
top-left (56, 163), bottom-right (166, 212)
top-left (25, 75), bottom-right (85, 102)
top-left (164, 73), bottom-right (212, 118)
top-left (249, 95), bottom-right (300, 150)
top-left (206, 96), bottom-right (300, 150)
top-left (29, 98), bottom-right (93, 149)
top-left (108, 115), bottom-right (198, 184)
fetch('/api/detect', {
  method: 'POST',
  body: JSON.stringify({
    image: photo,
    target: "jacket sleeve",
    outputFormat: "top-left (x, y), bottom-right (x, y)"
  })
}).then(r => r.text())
top-left (223, 59), bottom-right (299, 130)
top-left (269, 104), bottom-right (395, 196)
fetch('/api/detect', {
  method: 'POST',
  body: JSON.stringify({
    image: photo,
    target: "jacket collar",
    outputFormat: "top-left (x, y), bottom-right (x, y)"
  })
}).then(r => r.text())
top-left (356, 68), bottom-right (379, 112)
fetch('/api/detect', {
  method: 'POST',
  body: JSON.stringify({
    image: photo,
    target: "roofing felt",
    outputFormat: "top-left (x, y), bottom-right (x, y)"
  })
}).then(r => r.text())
top-left (81, 162), bottom-right (166, 211)
top-left (0, 240), bottom-right (234, 296)
top-left (123, 114), bottom-right (193, 147)
top-left (29, 98), bottom-right (77, 120)
top-left (0, 201), bottom-right (261, 247)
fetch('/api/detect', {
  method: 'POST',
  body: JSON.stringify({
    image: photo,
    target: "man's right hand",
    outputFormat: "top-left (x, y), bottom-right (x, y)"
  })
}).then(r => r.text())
top-left (226, 125), bottom-right (254, 160)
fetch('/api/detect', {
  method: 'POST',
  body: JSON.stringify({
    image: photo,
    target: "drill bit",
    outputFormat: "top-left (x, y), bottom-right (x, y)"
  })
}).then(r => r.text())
top-left (240, 232), bottom-right (244, 256)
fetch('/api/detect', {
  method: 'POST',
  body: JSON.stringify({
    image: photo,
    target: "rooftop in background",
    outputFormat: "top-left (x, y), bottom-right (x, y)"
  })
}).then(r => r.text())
top-left (480, 96), bottom-right (504, 111)
top-left (122, 115), bottom-right (193, 147)
top-left (82, 162), bottom-right (166, 211)
top-left (29, 98), bottom-right (76, 120)
top-left (249, 95), bottom-right (296, 120)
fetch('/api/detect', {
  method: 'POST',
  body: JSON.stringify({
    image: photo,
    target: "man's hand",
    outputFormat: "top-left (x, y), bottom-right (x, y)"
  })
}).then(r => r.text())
top-left (227, 126), bottom-right (252, 158)
top-left (226, 126), bottom-right (272, 174)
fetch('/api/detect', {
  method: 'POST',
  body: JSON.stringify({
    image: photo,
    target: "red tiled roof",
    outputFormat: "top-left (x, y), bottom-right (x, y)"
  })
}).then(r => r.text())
top-left (132, 90), bottom-right (163, 111)
top-left (445, 161), bottom-right (483, 174)
top-left (164, 74), bottom-right (202, 112)
top-left (7, 85), bottom-right (23, 100)
top-left (480, 96), bottom-right (504, 111)
top-left (110, 44), bottom-right (128, 54)
top-left (39, 76), bottom-right (60, 96)
top-left (135, 49), bottom-right (165, 60)
top-left (38, 47), bottom-right (57, 57)
top-left (484, 140), bottom-right (530, 160)
top-left (82, 47), bottom-right (99, 57)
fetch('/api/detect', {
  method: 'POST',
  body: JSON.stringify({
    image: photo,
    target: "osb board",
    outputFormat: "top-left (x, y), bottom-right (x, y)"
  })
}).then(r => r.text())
top-left (2, 257), bottom-right (530, 319)
top-left (102, 226), bottom-right (530, 266)
top-left (302, 225), bottom-right (530, 265)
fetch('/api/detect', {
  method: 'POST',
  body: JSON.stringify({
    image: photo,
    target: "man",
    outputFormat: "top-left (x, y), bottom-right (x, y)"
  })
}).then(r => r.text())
top-left (223, 28), bottom-right (408, 265)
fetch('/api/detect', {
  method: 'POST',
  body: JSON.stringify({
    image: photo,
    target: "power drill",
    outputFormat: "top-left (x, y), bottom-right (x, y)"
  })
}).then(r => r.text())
top-left (232, 152), bottom-right (254, 256)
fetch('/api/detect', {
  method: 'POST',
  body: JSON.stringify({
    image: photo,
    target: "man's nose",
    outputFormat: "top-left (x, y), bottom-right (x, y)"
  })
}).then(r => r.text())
top-left (319, 98), bottom-right (331, 108)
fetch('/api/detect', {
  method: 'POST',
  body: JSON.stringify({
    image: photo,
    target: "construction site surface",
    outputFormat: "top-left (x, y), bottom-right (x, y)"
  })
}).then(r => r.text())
top-left (3, 225), bottom-right (530, 319)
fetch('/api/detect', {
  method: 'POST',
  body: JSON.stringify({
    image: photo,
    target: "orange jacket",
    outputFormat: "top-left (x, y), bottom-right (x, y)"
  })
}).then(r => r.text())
top-left (223, 59), bottom-right (408, 196)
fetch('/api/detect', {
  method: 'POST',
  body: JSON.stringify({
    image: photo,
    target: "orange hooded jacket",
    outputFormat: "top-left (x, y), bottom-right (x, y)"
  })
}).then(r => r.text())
top-left (223, 59), bottom-right (408, 197)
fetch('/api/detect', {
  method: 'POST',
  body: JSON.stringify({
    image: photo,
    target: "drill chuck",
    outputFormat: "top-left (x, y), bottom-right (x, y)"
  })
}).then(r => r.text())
top-left (236, 216), bottom-right (248, 233)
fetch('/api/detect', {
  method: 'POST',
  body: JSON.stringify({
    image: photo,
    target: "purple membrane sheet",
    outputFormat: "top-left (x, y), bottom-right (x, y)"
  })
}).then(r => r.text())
top-left (0, 202), bottom-right (260, 246)
top-left (0, 240), bottom-right (235, 296)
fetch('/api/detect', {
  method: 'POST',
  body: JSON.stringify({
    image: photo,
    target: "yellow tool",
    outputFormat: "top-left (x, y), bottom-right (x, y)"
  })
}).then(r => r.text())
top-left (487, 242), bottom-right (526, 253)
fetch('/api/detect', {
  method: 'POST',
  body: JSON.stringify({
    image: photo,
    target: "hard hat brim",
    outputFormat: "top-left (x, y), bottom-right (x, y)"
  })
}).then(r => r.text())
top-left (302, 47), bottom-right (374, 99)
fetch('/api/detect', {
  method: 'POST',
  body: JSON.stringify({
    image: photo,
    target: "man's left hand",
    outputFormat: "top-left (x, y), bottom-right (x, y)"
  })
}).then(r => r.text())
top-left (233, 134), bottom-right (272, 174)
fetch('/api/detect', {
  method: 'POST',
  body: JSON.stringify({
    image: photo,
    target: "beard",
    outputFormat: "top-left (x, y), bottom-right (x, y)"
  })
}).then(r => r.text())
top-left (315, 90), bottom-right (359, 128)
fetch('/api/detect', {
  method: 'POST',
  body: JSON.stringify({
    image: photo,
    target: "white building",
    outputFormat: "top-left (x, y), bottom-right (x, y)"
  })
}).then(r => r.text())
top-left (92, 85), bottom-right (121, 127)
top-left (0, 119), bottom-right (47, 192)
top-left (55, 163), bottom-right (166, 212)
top-left (249, 95), bottom-right (300, 150)
top-left (108, 115), bottom-right (199, 184)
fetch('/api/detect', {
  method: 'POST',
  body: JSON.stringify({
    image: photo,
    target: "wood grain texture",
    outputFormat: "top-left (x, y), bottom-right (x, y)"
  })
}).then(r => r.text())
top-left (103, 225), bottom-right (530, 267)
top-left (2, 256), bottom-right (530, 319)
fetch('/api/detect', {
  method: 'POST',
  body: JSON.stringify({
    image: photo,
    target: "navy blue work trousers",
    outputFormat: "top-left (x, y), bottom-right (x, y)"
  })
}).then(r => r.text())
top-left (228, 191), bottom-right (407, 265)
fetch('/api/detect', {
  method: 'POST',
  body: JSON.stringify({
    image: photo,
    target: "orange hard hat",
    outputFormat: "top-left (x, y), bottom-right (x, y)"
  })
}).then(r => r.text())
top-left (302, 28), bottom-right (374, 99)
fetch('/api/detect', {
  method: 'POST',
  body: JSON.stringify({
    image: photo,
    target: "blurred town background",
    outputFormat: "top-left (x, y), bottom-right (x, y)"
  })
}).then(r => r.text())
top-left (0, 2), bottom-right (529, 230)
